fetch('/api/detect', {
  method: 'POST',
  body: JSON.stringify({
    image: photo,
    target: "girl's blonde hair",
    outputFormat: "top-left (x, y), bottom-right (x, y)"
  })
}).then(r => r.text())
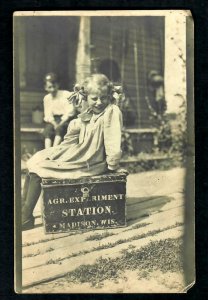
top-left (69, 74), bottom-right (114, 108)
top-left (82, 74), bottom-right (113, 97)
top-left (69, 73), bottom-right (126, 110)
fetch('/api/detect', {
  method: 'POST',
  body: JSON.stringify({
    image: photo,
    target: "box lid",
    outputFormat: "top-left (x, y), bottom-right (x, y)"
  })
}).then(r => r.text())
top-left (41, 172), bottom-right (127, 187)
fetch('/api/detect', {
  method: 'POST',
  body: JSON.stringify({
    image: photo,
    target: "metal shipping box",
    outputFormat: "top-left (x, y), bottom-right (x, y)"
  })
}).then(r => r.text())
top-left (41, 173), bottom-right (127, 233)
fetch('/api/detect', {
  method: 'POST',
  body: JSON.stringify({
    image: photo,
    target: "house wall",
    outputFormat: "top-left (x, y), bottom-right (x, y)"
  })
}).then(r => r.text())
top-left (17, 16), bottom-right (164, 129)
top-left (16, 16), bottom-right (79, 125)
top-left (91, 16), bottom-right (164, 128)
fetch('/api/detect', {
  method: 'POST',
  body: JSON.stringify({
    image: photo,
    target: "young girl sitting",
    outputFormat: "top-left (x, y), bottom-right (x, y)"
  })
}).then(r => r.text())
top-left (43, 73), bottom-right (76, 148)
top-left (22, 74), bottom-right (124, 230)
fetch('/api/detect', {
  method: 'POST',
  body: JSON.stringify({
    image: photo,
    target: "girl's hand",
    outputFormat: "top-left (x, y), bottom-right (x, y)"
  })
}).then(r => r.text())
top-left (107, 167), bottom-right (129, 175)
top-left (116, 168), bottom-right (129, 175)
top-left (51, 121), bottom-right (58, 129)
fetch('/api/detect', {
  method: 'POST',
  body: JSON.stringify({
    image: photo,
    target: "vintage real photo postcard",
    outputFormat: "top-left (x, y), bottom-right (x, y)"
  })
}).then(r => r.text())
top-left (14, 10), bottom-right (194, 293)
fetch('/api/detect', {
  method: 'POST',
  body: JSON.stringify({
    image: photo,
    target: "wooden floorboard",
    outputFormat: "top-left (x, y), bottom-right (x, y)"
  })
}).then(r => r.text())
top-left (23, 204), bottom-right (183, 259)
top-left (21, 168), bottom-right (186, 289)
top-left (22, 226), bottom-right (183, 288)
top-left (23, 214), bottom-right (183, 272)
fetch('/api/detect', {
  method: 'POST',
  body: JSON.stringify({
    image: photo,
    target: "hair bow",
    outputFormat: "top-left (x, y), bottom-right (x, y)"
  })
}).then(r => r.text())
top-left (112, 85), bottom-right (126, 106)
top-left (68, 84), bottom-right (88, 108)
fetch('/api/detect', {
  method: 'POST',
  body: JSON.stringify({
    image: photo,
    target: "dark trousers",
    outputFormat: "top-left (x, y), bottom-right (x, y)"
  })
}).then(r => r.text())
top-left (43, 121), bottom-right (68, 139)
top-left (22, 172), bottom-right (42, 223)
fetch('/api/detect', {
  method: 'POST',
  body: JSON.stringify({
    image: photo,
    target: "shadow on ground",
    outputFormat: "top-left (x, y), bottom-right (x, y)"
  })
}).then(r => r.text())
top-left (126, 196), bottom-right (173, 226)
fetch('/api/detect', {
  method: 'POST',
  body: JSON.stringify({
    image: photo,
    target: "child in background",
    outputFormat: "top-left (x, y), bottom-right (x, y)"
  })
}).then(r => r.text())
top-left (22, 74), bottom-right (125, 230)
top-left (43, 73), bottom-right (76, 148)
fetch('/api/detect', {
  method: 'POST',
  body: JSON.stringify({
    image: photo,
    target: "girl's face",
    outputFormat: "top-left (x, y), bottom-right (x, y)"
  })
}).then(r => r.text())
top-left (45, 82), bottom-right (59, 97)
top-left (87, 84), bottom-right (110, 114)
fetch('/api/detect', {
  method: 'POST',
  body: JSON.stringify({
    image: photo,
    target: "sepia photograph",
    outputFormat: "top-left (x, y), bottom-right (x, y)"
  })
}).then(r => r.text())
top-left (14, 10), bottom-right (194, 293)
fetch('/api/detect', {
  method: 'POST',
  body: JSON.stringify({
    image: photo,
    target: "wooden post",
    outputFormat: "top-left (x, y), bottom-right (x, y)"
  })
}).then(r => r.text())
top-left (133, 27), bottom-right (141, 128)
top-left (76, 17), bottom-right (91, 84)
top-left (16, 17), bottom-right (26, 89)
top-left (164, 13), bottom-right (186, 114)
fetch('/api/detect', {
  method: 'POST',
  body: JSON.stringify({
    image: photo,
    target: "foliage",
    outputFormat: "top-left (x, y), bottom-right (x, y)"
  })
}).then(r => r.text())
top-left (155, 116), bottom-right (172, 153)
top-left (121, 131), bottom-right (135, 156)
top-left (46, 222), bottom-right (183, 266)
top-left (85, 232), bottom-right (115, 241)
top-left (146, 94), bottom-right (187, 161)
top-left (121, 94), bottom-right (187, 170)
top-left (120, 155), bottom-right (181, 173)
top-left (145, 96), bottom-right (172, 153)
top-left (66, 237), bottom-right (183, 287)
top-left (168, 96), bottom-right (187, 161)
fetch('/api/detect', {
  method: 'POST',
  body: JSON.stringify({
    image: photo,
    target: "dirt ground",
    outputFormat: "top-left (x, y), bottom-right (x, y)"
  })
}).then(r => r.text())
top-left (24, 270), bottom-right (185, 293)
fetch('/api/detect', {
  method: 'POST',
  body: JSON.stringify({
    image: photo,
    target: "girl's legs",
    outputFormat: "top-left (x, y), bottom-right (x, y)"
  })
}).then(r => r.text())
top-left (45, 137), bottom-right (52, 148)
top-left (22, 172), bottom-right (42, 229)
top-left (53, 121), bottom-right (68, 146)
top-left (21, 172), bottom-right (30, 207)
top-left (43, 122), bottom-right (55, 148)
top-left (53, 135), bottom-right (62, 146)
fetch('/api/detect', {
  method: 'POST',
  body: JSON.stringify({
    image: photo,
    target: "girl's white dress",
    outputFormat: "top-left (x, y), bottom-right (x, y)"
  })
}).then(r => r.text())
top-left (27, 104), bottom-right (122, 179)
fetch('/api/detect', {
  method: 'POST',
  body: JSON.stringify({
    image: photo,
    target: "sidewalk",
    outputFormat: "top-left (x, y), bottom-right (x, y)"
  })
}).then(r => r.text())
top-left (22, 167), bottom-right (186, 293)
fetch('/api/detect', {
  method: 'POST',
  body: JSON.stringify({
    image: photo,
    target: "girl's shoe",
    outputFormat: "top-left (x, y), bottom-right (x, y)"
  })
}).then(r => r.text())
top-left (22, 216), bottom-right (35, 231)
